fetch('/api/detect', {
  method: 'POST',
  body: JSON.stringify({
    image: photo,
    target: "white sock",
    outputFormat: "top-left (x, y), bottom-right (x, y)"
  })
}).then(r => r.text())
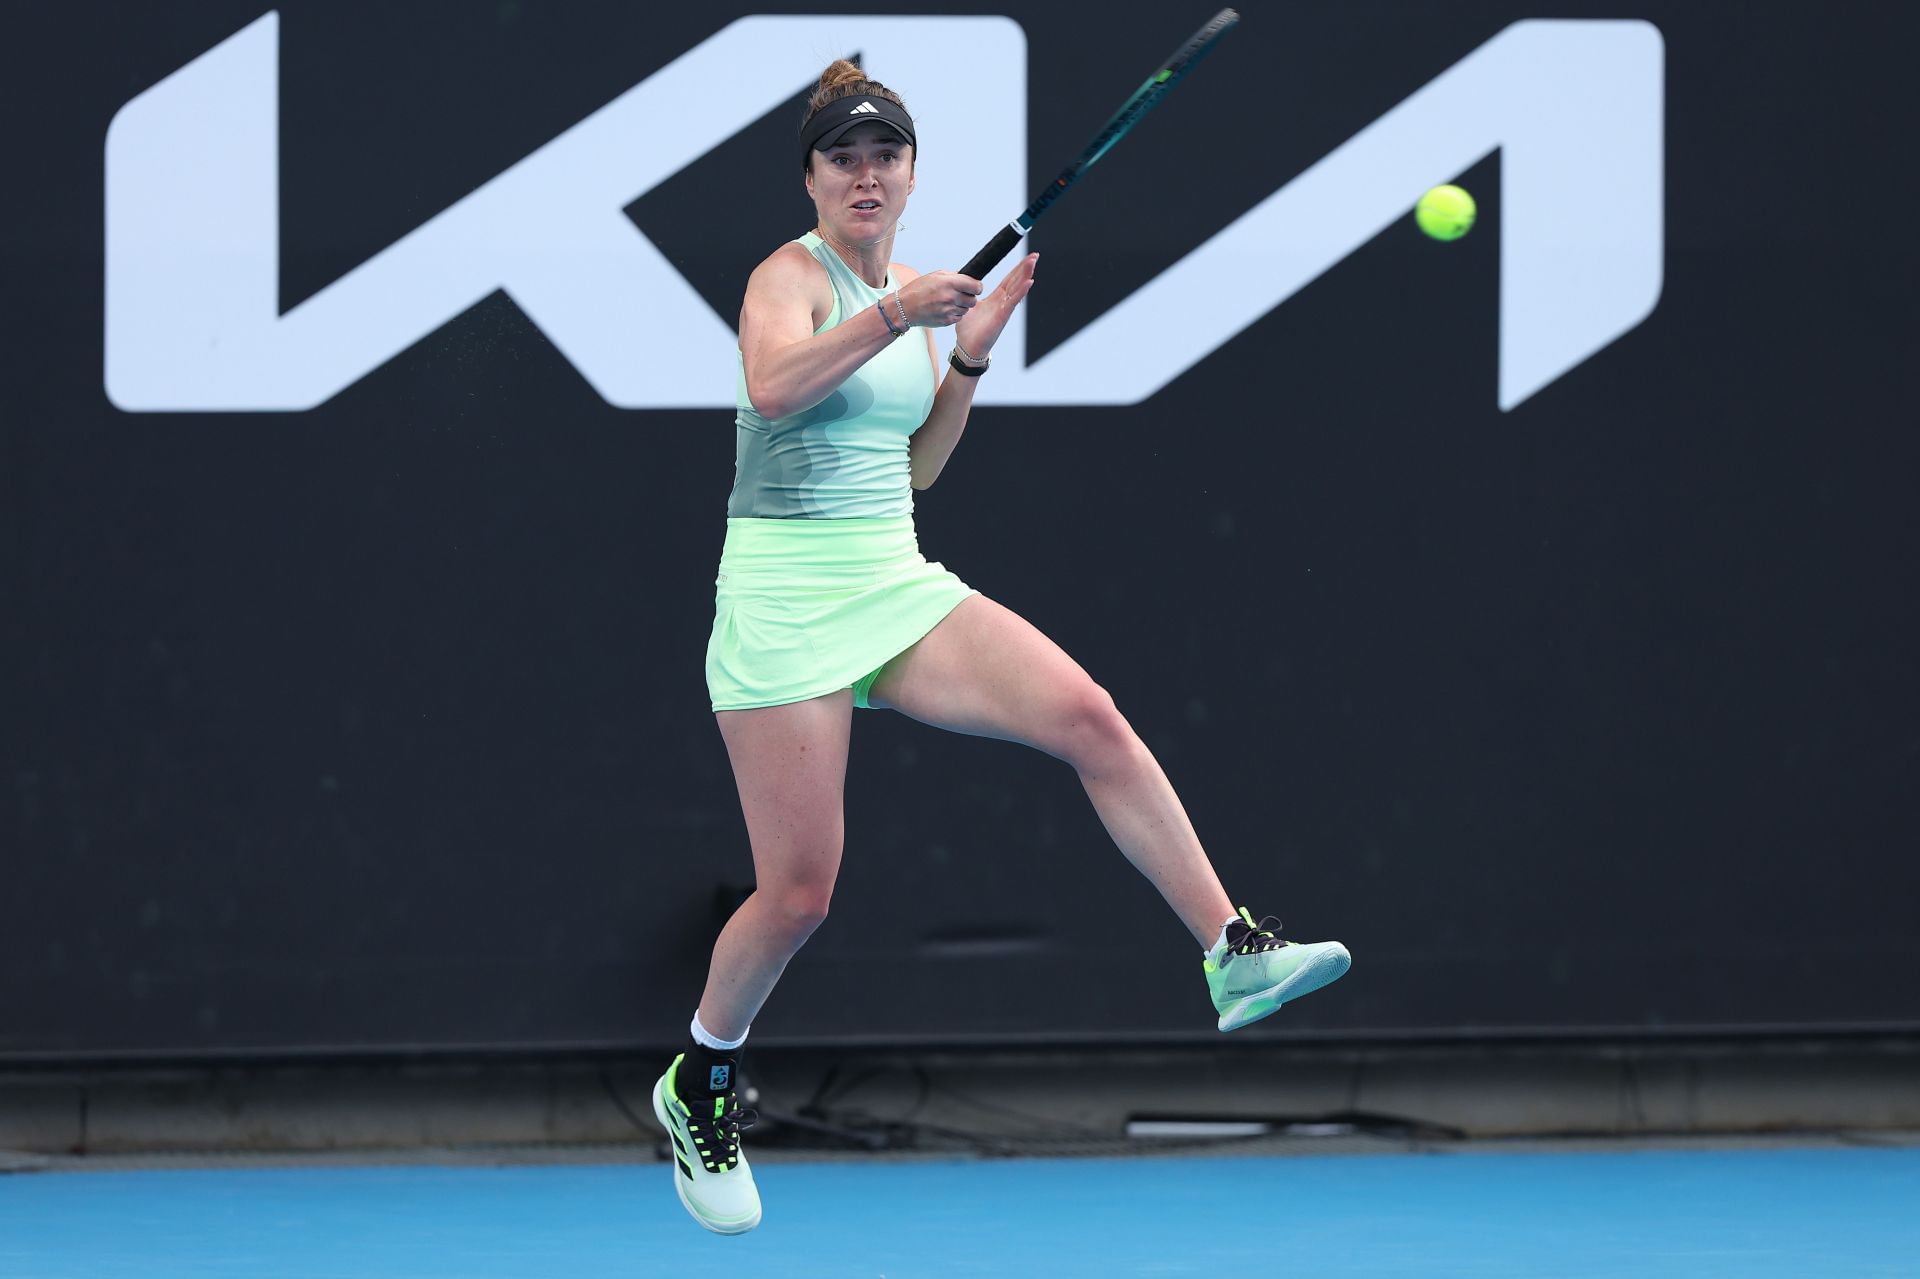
top-left (691, 1011), bottom-right (748, 1052)
top-left (1202, 917), bottom-right (1236, 959)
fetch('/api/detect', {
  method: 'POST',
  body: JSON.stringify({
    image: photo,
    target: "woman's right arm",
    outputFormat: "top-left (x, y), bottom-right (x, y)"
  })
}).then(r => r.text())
top-left (739, 246), bottom-right (897, 421)
top-left (738, 246), bottom-right (982, 421)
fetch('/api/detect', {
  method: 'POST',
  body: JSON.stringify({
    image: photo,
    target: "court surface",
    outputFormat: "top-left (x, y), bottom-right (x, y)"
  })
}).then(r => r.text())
top-left (3, 1145), bottom-right (1916, 1277)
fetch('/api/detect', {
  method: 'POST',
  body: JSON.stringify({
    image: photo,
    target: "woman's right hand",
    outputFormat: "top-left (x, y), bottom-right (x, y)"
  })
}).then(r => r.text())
top-left (895, 271), bottom-right (984, 328)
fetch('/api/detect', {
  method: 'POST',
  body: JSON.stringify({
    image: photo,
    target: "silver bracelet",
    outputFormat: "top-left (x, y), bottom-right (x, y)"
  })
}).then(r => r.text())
top-left (891, 292), bottom-right (910, 332)
top-left (952, 340), bottom-right (989, 369)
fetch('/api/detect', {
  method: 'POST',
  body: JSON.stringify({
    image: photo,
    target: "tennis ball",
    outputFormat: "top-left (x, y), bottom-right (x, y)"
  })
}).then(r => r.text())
top-left (1415, 184), bottom-right (1476, 241)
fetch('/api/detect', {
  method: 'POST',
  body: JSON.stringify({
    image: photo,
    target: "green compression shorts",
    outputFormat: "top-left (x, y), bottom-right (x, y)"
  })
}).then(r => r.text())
top-left (704, 515), bottom-right (976, 712)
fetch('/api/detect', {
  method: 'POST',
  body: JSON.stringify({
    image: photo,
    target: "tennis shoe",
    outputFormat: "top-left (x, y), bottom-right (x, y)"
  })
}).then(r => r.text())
top-left (1205, 907), bottom-right (1351, 1031)
top-left (651, 1053), bottom-right (762, 1234)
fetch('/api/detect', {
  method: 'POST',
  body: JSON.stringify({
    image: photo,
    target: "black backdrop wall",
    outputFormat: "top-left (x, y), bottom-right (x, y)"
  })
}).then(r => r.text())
top-left (2, 2), bottom-right (1915, 1061)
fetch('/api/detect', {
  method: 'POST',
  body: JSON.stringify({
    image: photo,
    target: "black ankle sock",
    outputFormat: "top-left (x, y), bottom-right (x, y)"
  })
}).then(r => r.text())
top-left (677, 1041), bottom-right (740, 1100)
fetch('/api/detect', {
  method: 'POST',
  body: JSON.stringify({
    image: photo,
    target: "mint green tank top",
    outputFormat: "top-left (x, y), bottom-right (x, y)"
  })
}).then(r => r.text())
top-left (727, 233), bottom-right (937, 519)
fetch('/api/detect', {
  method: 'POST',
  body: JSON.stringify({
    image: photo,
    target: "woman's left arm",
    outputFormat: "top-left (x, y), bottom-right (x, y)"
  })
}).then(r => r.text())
top-left (909, 253), bottom-right (1038, 490)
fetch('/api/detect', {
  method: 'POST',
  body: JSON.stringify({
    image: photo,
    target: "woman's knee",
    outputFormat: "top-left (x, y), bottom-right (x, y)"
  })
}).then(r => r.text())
top-left (761, 880), bottom-right (835, 937)
top-left (1046, 681), bottom-right (1140, 768)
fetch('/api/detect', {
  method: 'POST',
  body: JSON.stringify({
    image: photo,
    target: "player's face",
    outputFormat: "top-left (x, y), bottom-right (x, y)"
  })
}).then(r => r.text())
top-left (805, 123), bottom-right (914, 247)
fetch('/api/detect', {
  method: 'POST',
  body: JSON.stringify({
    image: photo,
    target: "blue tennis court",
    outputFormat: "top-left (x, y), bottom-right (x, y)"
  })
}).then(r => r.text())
top-left (5, 1144), bottom-right (1916, 1277)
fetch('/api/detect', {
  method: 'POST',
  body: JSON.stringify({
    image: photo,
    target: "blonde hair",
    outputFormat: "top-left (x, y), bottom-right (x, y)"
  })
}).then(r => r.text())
top-left (801, 59), bottom-right (911, 170)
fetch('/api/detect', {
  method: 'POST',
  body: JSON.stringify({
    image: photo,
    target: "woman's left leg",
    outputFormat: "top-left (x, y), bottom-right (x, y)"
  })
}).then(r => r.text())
top-left (865, 593), bottom-right (1235, 947)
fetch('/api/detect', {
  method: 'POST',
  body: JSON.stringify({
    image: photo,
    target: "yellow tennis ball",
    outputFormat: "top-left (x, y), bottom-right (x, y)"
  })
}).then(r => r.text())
top-left (1416, 184), bottom-right (1476, 241)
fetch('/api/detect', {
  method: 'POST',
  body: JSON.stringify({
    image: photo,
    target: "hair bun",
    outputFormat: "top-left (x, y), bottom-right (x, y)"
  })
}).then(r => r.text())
top-left (818, 58), bottom-right (865, 92)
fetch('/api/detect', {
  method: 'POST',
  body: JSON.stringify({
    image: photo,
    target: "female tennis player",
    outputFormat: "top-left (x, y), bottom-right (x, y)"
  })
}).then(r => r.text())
top-left (651, 60), bottom-right (1350, 1235)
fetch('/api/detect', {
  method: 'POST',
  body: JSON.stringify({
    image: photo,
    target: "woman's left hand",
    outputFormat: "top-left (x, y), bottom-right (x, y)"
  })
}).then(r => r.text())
top-left (952, 252), bottom-right (1038, 358)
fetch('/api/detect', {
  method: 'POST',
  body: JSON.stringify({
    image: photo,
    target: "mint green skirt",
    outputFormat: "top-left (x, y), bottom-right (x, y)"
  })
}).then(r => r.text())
top-left (705, 516), bottom-right (976, 712)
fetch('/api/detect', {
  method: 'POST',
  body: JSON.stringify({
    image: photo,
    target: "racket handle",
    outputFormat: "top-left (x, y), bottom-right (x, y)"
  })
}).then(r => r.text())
top-left (959, 225), bottom-right (1025, 281)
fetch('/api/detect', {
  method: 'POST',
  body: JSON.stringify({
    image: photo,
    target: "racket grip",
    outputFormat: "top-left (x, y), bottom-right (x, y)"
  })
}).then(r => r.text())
top-left (959, 225), bottom-right (1025, 281)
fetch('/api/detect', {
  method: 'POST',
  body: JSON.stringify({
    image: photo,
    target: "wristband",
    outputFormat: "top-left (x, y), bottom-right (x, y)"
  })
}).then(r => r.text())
top-left (947, 349), bottom-right (987, 377)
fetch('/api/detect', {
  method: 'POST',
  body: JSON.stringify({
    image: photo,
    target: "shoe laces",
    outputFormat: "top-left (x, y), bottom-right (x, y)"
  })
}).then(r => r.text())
top-left (1225, 908), bottom-right (1292, 955)
top-left (686, 1092), bottom-right (758, 1173)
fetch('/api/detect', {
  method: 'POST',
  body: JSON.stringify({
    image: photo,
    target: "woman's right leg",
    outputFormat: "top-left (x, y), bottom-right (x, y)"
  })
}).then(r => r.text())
top-left (654, 693), bottom-right (850, 1235)
top-left (698, 688), bottom-right (855, 1040)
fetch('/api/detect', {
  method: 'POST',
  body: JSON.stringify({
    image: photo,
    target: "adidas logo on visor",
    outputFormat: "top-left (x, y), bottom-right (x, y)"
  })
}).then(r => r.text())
top-left (850, 102), bottom-right (880, 115)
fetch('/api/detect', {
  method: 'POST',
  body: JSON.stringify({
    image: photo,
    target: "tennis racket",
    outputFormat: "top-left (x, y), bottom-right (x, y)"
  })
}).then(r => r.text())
top-left (957, 8), bottom-right (1241, 281)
